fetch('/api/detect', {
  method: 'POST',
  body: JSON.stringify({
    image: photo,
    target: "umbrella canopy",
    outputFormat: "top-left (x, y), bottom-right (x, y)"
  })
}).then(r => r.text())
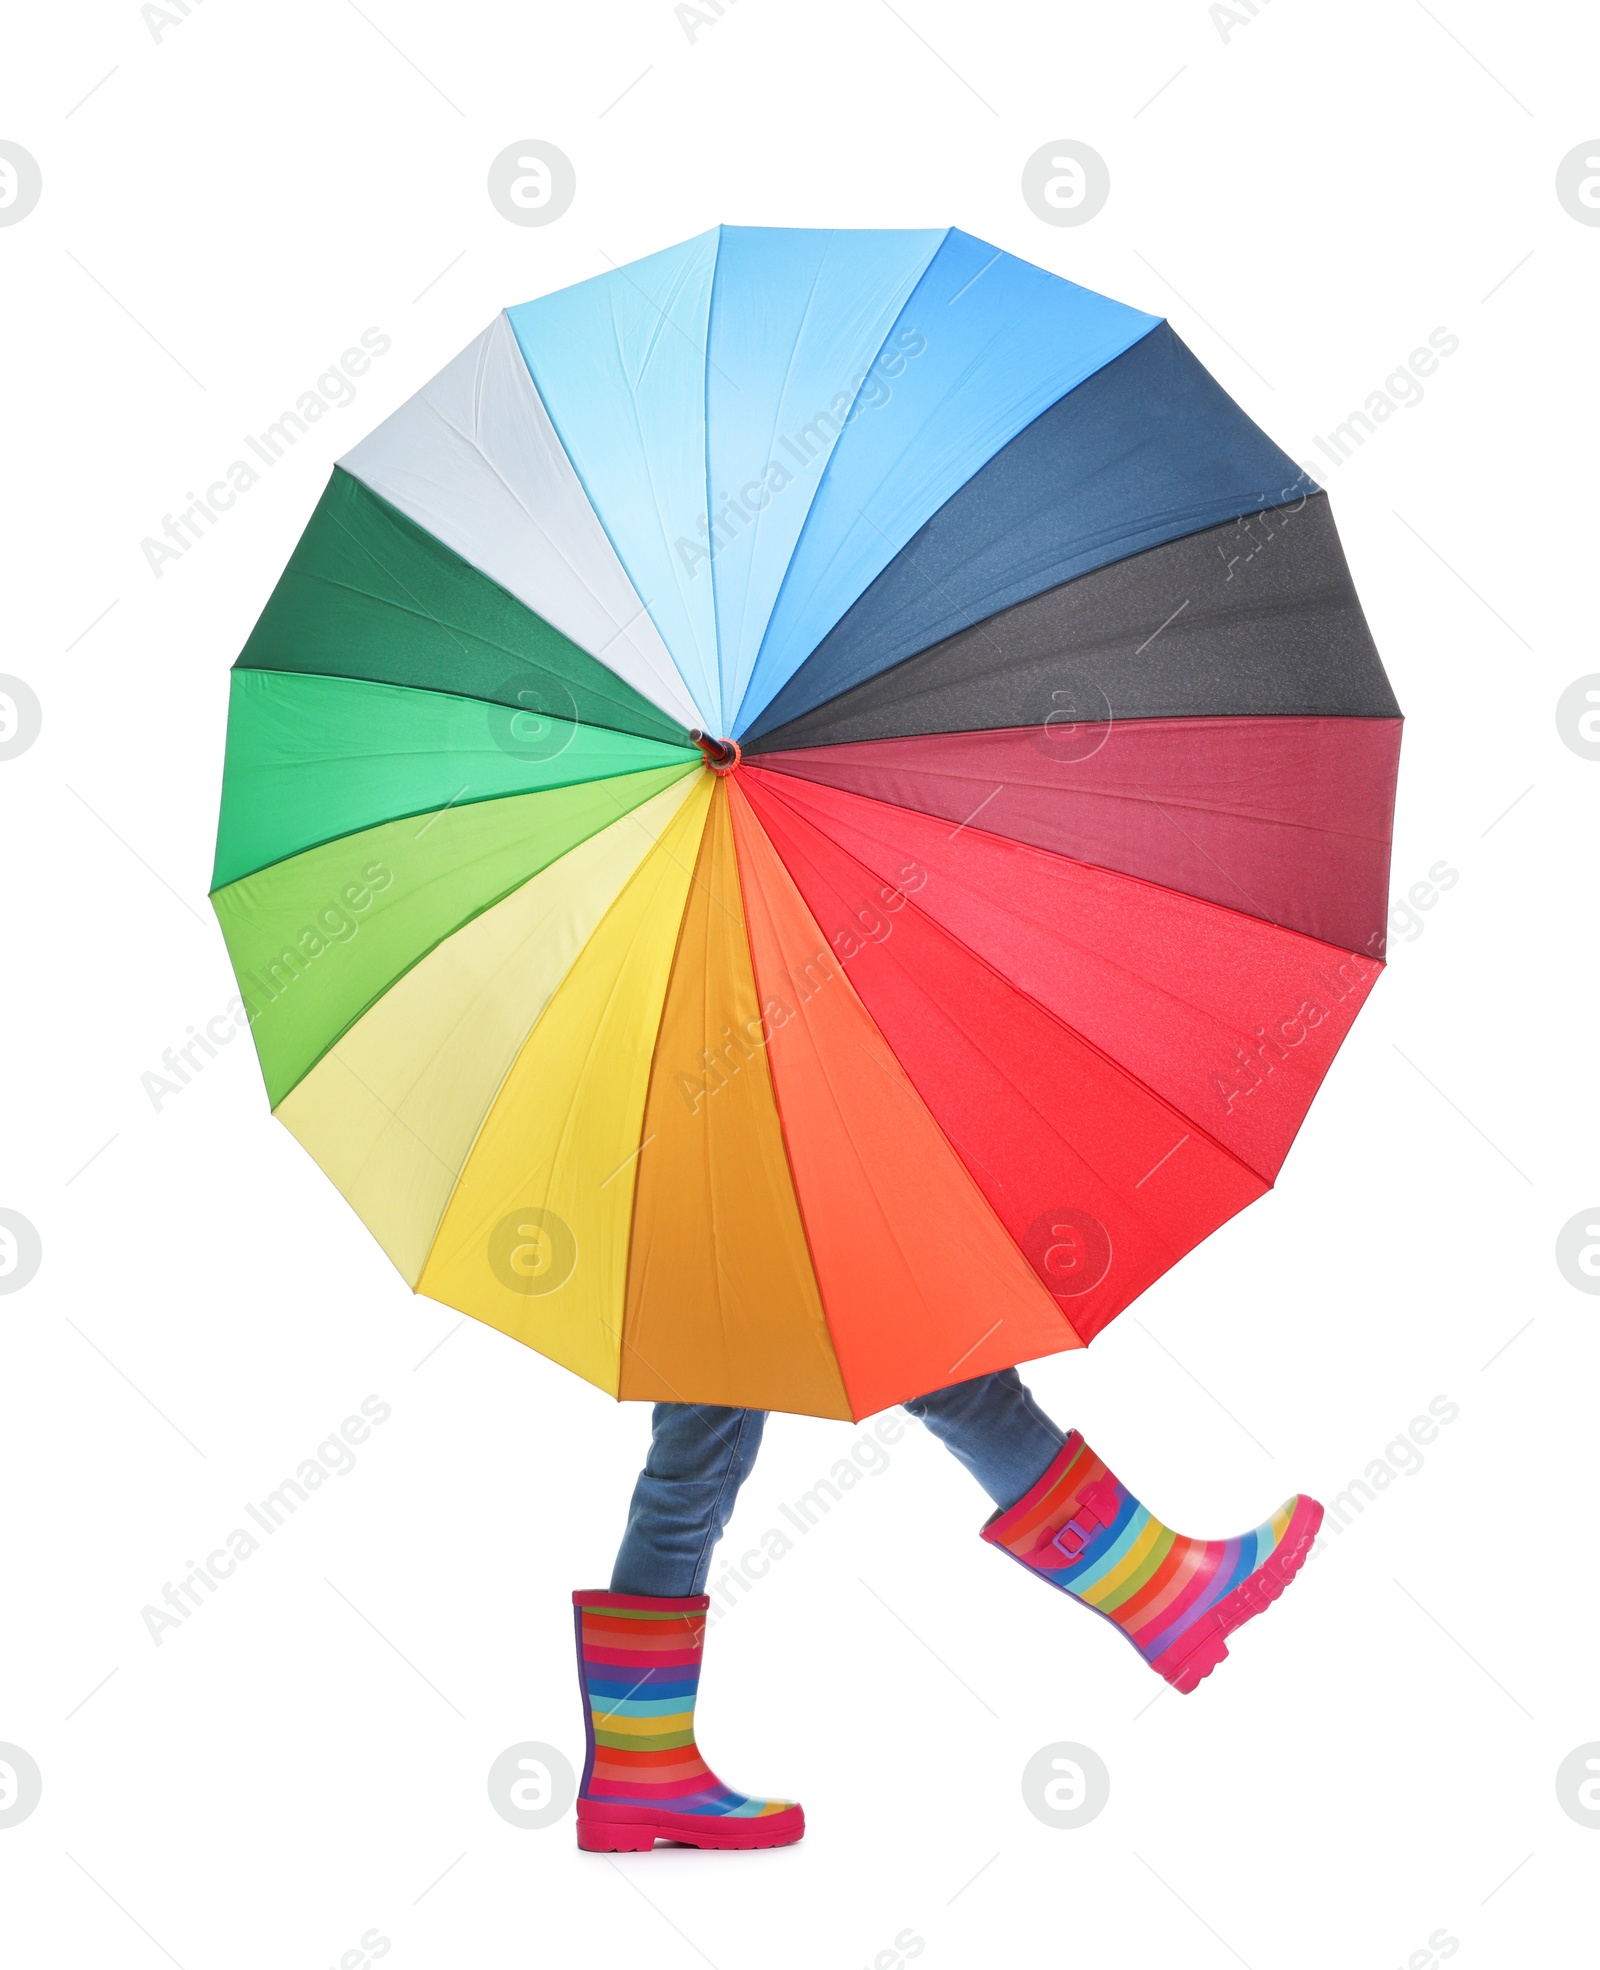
top-left (211, 226), bottom-right (1400, 1422)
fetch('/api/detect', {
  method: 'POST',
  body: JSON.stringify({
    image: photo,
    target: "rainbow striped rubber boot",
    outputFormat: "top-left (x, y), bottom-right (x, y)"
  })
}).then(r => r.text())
top-left (981, 1433), bottom-right (1323, 1693)
top-left (572, 1590), bottom-right (805, 1851)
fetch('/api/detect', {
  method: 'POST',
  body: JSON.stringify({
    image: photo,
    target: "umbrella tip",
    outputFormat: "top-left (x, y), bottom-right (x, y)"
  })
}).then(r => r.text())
top-left (690, 731), bottom-right (742, 774)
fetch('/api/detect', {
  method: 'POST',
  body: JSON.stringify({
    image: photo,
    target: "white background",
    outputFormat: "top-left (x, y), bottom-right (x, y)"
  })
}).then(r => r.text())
top-left (3, 2), bottom-right (1597, 1965)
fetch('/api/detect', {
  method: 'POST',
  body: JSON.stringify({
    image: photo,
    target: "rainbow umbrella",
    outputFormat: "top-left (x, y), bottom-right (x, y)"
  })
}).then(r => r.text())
top-left (211, 227), bottom-right (1399, 1422)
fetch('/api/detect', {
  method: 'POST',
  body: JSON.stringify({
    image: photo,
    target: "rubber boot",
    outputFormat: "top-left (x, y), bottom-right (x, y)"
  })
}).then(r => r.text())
top-left (980, 1433), bottom-right (1323, 1693)
top-left (572, 1590), bottom-right (805, 1851)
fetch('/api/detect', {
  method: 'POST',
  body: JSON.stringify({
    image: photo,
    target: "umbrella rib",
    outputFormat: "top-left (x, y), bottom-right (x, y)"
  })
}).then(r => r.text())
top-left (403, 782), bottom-right (711, 1299)
top-left (848, 956), bottom-right (1226, 1259)
top-left (720, 247), bottom-right (831, 706)
top-left (856, 1040), bottom-right (1003, 1191)
top-left (596, 244), bottom-right (742, 391)
top-left (605, 782), bottom-right (759, 1434)
top-left (747, 488), bottom-right (1363, 744)
top-left (741, 476), bottom-right (1010, 734)
top-left (761, 756), bottom-right (1392, 921)
top-left (404, 376), bottom-right (683, 687)
top-left (320, 499), bottom-right (683, 738)
top-left (310, 1050), bottom-right (458, 1175)
top-left (591, 774), bottom-right (742, 929)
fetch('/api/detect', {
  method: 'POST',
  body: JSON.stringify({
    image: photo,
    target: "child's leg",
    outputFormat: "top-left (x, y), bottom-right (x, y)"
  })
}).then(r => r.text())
top-left (611, 1403), bottom-right (766, 1597)
top-left (903, 1367), bottom-right (1068, 1508)
top-left (578, 1404), bottom-right (803, 1852)
top-left (910, 1370), bottom-right (1322, 1696)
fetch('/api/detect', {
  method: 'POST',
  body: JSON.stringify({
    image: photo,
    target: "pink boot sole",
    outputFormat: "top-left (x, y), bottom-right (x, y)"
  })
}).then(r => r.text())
top-left (577, 1799), bottom-right (806, 1852)
top-left (1148, 1495), bottom-right (1324, 1693)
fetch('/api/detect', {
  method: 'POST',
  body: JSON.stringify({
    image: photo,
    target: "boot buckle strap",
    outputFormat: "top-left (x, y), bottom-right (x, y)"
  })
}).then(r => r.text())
top-left (1037, 1477), bottom-right (1121, 1567)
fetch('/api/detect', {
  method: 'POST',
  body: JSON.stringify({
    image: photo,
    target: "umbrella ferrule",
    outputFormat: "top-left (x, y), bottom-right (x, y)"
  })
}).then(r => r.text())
top-left (690, 731), bottom-right (743, 774)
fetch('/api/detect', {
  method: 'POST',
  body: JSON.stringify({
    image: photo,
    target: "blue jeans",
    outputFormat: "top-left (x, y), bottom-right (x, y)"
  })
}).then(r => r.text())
top-left (611, 1369), bottom-right (1068, 1598)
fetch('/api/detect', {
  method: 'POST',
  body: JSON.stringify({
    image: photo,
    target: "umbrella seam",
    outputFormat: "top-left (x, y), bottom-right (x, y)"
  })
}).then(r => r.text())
top-left (728, 778), bottom-right (1081, 1415)
top-left (212, 756), bottom-right (698, 892)
top-left (731, 226), bottom-right (954, 734)
top-left (221, 767), bottom-right (699, 1102)
top-left (408, 778), bottom-right (713, 1350)
top-left (746, 756), bottom-right (1399, 959)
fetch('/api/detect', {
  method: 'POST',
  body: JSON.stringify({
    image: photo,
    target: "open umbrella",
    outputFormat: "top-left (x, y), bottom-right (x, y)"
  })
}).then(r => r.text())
top-left (211, 226), bottom-right (1400, 1422)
